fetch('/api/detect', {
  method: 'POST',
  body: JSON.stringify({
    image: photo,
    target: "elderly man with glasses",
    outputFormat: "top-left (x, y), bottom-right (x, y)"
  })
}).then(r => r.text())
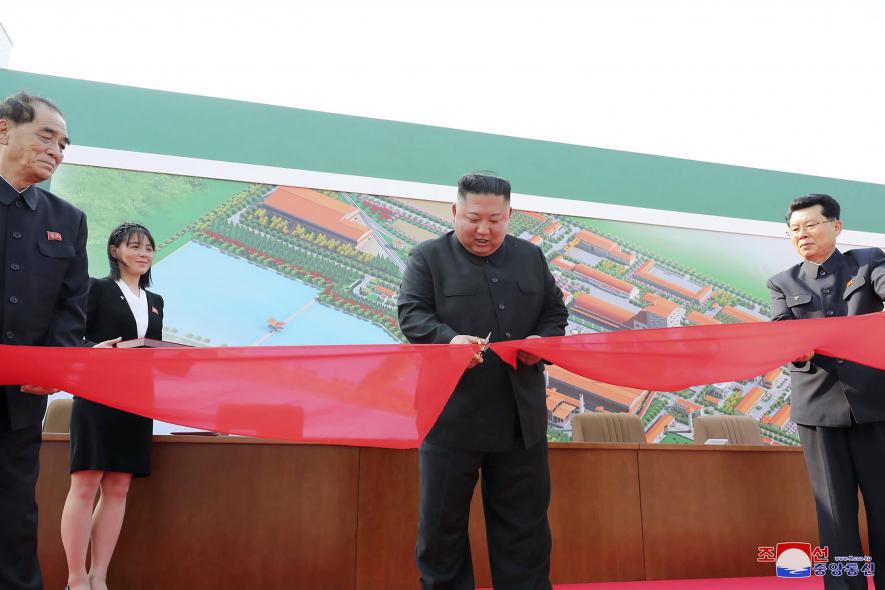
top-left (768, 193), bottom-right (885, 590)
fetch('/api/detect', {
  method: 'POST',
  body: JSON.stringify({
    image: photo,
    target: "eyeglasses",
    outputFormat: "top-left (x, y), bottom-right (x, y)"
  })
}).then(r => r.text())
top-left (786, 219), bottom-right (835, 238)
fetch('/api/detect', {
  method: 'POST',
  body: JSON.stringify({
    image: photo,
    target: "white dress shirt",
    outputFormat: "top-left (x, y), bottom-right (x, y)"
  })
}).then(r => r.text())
top-left (116, 279), bottom-right (149, 338)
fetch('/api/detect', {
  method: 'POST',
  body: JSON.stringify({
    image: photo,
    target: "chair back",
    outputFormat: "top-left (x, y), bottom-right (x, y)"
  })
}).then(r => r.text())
top-left (571, 412), bottom-right (645, 443)
top-left (43, 398), bottom-right (74, 434)
top-left (692, 415), bottom-right (763, 445)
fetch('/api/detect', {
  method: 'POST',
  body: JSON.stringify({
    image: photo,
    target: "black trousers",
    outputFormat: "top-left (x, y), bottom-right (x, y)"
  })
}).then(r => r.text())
top-left (416, 438), bottom-right (552, 590)
top-left (798, 421), bottom-right (885, 590)
top-left (0, 424), bottom-right (43, 590)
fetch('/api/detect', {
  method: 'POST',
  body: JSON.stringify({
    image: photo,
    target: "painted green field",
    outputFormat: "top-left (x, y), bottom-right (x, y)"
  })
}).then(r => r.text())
top-left (50, 165), bottom-right (250, 276)
top-left (582, 218), bottom-right (797, 301)
top-left (659, 433), bottom-right (693, 444)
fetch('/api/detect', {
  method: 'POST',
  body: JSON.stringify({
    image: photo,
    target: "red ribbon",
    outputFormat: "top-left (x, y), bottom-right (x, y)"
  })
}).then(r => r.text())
top-left (0, 344), bottom-right (474, 448)
top-left (492, 314), bottom-right (885, 390)
top-left (2, 315), bottom-right (883, 447)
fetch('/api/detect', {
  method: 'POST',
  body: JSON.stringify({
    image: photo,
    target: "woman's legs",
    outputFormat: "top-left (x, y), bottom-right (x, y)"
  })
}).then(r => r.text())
top-left (87, 472), bottom-right (133, 590)
top-left (61, 471), bottom-right (103, 590)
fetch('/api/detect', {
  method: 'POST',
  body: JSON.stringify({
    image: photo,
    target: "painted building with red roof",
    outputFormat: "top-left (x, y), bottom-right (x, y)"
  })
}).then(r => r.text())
top-left (546, 388), bottom-right (579, 426)
top-left (735, 386), bottom-right (765, 415)
top-left (676, 398), bottom-right (703, 414)
top-left (686, 310), bottom-right (721, 326)
top-left (575, 229), bottom-right (636, 265)
top-left (372, 284), bottom-right (395, 298)
top-left (633, 260), bottom-right (713, 305)
top-left (527, 234), bottom-right (543, 246)
top-left (573, 264), bottom-right (638, 299)
top-left (646, 414), bottom-right (674, 443)
top-left (263, 186), bottom-right (372, 248)
top-left (547, 364), bottom-right (648, 414)
top-left (769, 404), bottom-right (791, 428)
top-left (522, 210), bottom-right (549, 223)
top-left (720, 306), bottom-right (767, 324)
top-left (634, 293), bottom-right (685, 328)
top-left (542, 220), bottom-right (562, 236)
top-left (763, 367), bottom-right (783, 387)
top-left (551, 256), bottom-right (575, 272)
top-left (571, 293), bottom-right (637, 331)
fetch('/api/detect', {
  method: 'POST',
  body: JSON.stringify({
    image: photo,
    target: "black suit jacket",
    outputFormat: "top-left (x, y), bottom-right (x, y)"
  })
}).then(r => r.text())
top-left (86, 278), bottom-right (164, 344)
top-left (398, 232), bottom-right (569, 451)
top-left (768, 248), bottom-right (885, 426)
top-left (1, 181), bottom-right (89, 430)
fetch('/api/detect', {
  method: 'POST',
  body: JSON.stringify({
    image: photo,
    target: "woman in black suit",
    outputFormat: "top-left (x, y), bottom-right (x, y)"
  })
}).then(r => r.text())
top-left (60, 223), bottom-right (164, 590)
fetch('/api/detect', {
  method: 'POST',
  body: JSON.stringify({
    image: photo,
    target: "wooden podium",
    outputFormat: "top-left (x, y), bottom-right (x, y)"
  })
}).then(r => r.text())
top-left (35, 438), bottom-right (862, 590)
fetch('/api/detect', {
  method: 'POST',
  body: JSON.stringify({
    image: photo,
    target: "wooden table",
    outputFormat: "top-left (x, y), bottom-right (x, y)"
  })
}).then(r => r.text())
top-left (37, 436), bottom-right (864, 590)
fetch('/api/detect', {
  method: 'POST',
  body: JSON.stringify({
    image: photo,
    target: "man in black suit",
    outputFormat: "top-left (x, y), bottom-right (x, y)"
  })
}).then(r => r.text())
top-left (398, 173), bottom-right (568, 590)
top-left (768, 194), bottom-right (885, 590)
top-left (1, 91), bottom-right (89, 590)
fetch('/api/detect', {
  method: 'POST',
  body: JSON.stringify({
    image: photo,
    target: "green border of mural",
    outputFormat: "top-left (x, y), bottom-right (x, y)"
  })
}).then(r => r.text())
top-left (2, 68), bottom-right (885, 232)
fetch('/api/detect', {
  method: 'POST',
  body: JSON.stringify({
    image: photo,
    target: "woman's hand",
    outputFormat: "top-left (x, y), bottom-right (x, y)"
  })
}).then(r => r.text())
top-left (93, 337), bottom-right (123, 348)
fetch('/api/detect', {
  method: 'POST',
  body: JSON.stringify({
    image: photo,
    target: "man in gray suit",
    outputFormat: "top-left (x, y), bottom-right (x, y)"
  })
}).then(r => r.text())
top-left (768, 194), bottom-right (884, 589)
top-left (398, 173), bottom-right (568, 590)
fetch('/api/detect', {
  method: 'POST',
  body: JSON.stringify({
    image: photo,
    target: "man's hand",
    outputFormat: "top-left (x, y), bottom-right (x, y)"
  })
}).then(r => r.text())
top-left (93, 337), bottom-right (122, 348)
top-left (451, 334), bottom-right (486, 369)
top-left (20, 385), bottom-right (59, 395)
top-left (793, 351), bottom-right (815, 363)
top-left (517, 335), bottom-right (542, 365)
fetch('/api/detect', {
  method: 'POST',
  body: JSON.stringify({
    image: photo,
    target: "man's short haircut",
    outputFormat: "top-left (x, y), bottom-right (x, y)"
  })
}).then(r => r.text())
top-left (0, 90), bottom-right (64, 125)
top-left (457, 172), bottom-right (511, 202)
top-left (785, 194), bottom-right (841, 223)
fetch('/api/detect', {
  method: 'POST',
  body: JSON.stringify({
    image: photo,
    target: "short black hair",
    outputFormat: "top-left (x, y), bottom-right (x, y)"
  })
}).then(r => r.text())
top-left (457, 172), bottom-right (511, 202)
top-left (786, 194), bottom-right (841, 224)
top-left (107, 222), bottom-right (156, 289)
top-left (0, 90), bottom-right (64, 125)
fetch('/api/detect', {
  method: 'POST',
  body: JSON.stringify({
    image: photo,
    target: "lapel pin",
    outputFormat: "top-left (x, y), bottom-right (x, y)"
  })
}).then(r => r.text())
top-left (847, 279), bottom-right (855, 288)
top-left (794, 296), bottom-right (800, 301)
top-left (151, 306), bottom-right (159, 315)
top-left (46, 231), bottom-right (62, 241)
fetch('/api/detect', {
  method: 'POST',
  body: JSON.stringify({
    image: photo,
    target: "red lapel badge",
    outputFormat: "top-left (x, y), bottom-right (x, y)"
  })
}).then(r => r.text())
top-left (151, 306), bottom-right (160, 315)
top-left (47, 231), bottom-right (63, 241)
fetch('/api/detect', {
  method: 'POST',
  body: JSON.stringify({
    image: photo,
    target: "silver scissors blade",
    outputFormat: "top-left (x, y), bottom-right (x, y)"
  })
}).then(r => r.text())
top-left (481, 331), bottom-right (492, 351)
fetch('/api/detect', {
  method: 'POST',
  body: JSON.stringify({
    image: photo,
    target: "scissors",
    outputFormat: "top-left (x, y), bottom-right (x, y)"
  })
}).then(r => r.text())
top-left (480, 331), bottom-right (492, 352)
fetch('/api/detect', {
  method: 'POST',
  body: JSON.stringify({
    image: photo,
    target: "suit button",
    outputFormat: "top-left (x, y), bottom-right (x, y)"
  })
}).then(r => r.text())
top-left (498, 304), bottom-right (506, 310)
top-left (836, 359), bottom-right (844, 364)
top-left (9, 296), bottom-right (19, 304)
top-left (823, 288), bottom-right (831, 294)
top-left (491, 277), bottom-right (499, 283)
top-left (505, 332), bottom-right (511, 338)
top-left (12, 232), bottom-right (22, 239)
top-left (5, 331), bottom-right (13, 339)
top-left (825, 310), bottom-right (834, 316)
top-left (819, 270), bottom-right (827, 276)
top-left (14, 199), bottom-right (23, 208)
top-left (10, 263), bottom-right (21, 271)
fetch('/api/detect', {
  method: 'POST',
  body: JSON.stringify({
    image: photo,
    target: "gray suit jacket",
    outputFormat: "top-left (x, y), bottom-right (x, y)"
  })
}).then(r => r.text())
top-left (767, 248), bottom-right (885, 426)
top-left (398, 232), bottom-right (568, 451)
